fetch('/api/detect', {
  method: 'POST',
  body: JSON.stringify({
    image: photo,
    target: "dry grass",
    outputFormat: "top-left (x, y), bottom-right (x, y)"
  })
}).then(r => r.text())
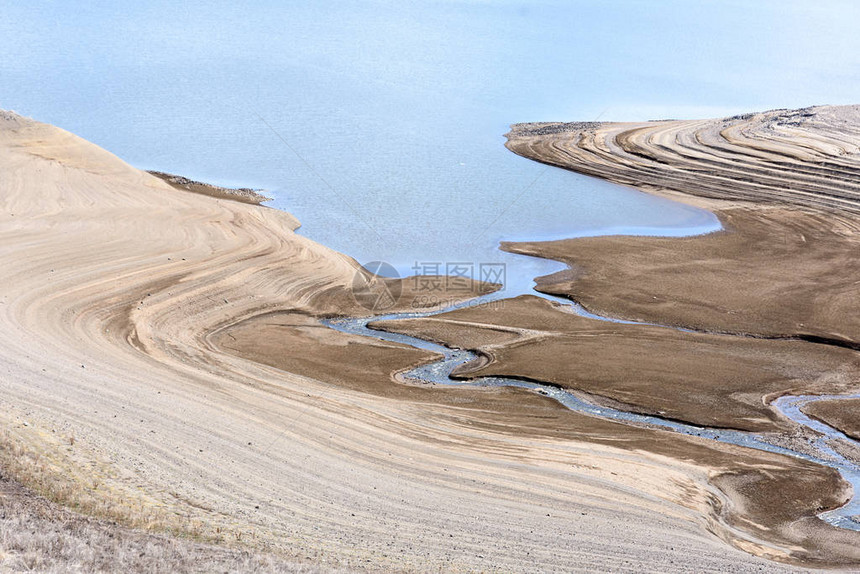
top-left (0, 473), bottom-right (331, 573)
top-left (0, 428), bottom-right (341, 573)
top-left (0, 427), bottom-right (209, 540)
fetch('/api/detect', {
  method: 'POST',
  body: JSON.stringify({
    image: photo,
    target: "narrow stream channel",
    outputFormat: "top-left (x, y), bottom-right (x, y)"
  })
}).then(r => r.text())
top-left (324, 285), bottom-right (860, 531)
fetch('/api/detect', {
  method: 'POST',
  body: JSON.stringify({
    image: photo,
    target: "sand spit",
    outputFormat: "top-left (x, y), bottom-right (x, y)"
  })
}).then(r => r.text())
top-left (505, 106), bottom-right (860, 340)
top-left (0, 111), bottom-right (800, 572)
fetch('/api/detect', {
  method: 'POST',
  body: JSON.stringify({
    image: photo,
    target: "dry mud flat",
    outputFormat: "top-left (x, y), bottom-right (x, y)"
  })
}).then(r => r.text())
top-left (1, 111), bottom-right (805, 572)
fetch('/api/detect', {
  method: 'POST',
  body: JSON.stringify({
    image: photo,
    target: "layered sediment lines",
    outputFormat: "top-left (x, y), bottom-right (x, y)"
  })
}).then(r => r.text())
top-left (505, 106), bottom-right (860, 344)
top-left (506, 105), bottom-right (860, 214)
top-left (204, 106), bottom-right (860, 566)
top-left (2, 112), bottom-right (803, 572)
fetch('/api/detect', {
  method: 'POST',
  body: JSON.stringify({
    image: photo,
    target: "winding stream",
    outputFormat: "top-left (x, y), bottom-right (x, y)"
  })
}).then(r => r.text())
top-left (324, 288), bottom-right (860, 531)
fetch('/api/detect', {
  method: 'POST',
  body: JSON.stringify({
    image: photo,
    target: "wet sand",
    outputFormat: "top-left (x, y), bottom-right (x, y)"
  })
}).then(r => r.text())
top-left (505, 207), bottom-right (860, 346)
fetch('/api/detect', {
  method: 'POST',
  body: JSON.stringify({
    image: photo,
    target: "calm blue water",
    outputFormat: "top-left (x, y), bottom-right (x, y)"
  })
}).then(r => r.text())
top-left (2, 1), bottom-right (858, 294)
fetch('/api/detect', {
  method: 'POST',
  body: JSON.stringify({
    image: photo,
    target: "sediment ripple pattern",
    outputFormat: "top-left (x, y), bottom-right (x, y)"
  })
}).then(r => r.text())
top-left (506, 105), bottom-right (860, 214)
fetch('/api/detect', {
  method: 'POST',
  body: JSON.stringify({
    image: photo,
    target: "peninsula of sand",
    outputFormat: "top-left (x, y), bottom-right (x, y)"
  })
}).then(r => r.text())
top-left (1, 106), bottom-right (859, 571)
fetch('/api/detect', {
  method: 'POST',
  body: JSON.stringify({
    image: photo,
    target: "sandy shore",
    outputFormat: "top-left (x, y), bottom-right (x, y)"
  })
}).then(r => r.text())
top-left (506, 106), bottom-right (860, 214)
top-left (0, 110), bottom-right (807, 572)
top-left (504, 106), bottom-right (860, 343)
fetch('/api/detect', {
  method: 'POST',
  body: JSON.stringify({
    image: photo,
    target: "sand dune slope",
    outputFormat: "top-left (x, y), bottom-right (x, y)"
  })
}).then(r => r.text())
top-left (0, 112), bottom-right (810, 572)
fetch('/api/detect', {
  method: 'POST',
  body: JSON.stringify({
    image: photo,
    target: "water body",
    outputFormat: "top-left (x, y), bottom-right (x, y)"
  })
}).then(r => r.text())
top-left (2, 1), bottom-right (858, 294)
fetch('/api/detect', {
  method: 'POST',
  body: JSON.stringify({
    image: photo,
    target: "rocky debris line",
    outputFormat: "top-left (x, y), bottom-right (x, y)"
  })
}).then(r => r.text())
top-left (148, 170), bottom-right (272, 205)
top-left (508, 121), bottom-right (604, 137)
